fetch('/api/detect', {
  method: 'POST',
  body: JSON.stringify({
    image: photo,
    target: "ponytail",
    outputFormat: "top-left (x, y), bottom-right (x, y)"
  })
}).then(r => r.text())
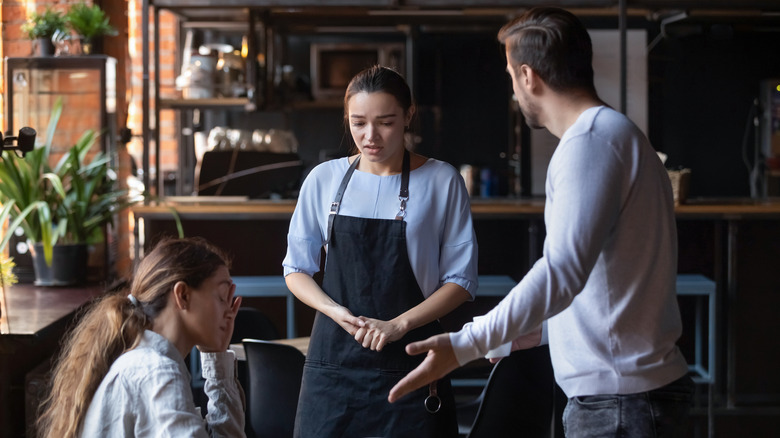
top-left (36, 292), bottom-right (147, 438)
top-left (36, 236), bottom-right (229, 437)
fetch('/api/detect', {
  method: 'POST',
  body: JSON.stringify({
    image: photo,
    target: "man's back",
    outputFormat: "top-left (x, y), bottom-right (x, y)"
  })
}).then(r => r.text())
top-left (544, 105), bottom-right (688, 396)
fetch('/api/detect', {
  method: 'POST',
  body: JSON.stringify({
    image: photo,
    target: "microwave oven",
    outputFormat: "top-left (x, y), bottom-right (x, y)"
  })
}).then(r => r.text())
top-left (310, 42), bottom-right (405, 101)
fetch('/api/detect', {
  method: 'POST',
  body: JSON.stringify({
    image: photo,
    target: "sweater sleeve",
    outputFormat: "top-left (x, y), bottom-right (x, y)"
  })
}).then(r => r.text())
top-left (451, 130), bottom-right (625, 365)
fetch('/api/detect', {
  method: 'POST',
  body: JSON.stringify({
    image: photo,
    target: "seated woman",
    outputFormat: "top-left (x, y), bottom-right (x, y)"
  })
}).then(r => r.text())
top-left (36, 237), bottom-right (245, 438)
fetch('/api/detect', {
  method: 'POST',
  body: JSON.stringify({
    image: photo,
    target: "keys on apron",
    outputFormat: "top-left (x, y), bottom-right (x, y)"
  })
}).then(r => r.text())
top-left (424, 381), bottom-right (442, 413)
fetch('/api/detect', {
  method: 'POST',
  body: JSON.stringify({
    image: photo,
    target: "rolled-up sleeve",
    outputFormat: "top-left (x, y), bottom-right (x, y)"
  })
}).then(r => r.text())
top-left (201, 350), bottom-right (246, 437)
top-left (438, 171), bottom-right (478, 299)
top-left (283, 165), bottom-right (328, 277)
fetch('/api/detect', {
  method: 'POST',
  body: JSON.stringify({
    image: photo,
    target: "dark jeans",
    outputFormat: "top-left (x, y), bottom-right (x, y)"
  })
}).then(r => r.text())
top-left (563, 375), bottom-right (695, 438)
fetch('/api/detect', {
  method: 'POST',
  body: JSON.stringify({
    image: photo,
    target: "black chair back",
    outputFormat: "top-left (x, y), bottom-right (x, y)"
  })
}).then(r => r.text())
top-left (242, 339), bottom-right (305, 438)
top-left (231, 307), bottom-right (280, 399)
top-left (191, 307), bottom-right (281, 416)
top-left (467, 345), bottom-right (562, 438)
top-left (232, 307), bottom-right (280, 344)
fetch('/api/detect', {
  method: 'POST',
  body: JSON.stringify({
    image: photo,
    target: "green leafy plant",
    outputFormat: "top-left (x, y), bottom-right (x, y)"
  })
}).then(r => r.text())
top-left (65, 2), bottom-right (117, 41)
top-left (0, 97), bottom-right (139, 266)
top-left (49, 131), bottom-right (137, 246)
top-left (0, 102), bottom-right (61, 264)
top-left (21, 7), bottom-right (68, 40)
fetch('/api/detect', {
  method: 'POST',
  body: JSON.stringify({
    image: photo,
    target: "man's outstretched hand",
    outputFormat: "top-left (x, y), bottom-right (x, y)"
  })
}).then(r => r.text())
top-left (388, 333), bottom-right (460, 403)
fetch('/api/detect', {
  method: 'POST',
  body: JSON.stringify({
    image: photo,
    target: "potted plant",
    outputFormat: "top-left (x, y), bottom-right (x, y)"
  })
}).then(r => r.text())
top-left (21, 7), bottom-right (67, 56)
top-left (0, 98), bottom-right (138, 285)
top-left (65, 2), bottom-right (117, 55)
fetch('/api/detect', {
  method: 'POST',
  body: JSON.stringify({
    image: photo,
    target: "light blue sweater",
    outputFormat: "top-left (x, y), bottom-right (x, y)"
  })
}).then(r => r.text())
top-left (451, 106), bottom-right (689, 397)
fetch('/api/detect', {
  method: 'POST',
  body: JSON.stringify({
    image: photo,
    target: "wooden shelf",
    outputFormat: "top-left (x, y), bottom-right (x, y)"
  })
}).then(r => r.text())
top-left (132, 198), bottom-right (780, 220)
top-left (159, 97), bottom-right (253, 110)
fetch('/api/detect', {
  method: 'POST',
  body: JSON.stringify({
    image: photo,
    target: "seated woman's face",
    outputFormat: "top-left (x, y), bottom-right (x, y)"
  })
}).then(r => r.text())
top-left (185, 265), bottom-right (236, 351)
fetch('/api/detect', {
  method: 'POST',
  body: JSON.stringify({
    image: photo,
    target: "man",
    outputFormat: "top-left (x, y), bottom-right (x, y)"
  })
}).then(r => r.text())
top-left (389, 7), bottom-right (694, 437)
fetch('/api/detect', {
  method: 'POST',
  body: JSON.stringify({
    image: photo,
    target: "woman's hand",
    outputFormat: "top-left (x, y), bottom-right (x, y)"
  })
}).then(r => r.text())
top-left (220, 293), bottom-right (242, 351)
top-left (286, 273), bottom-right (365, 337)
top-left (199, 284), bottom-right (242, 353)
top-left (354, 317), bottom-right (407, 351)
top-left (327, 304), bottom-right (366, 337)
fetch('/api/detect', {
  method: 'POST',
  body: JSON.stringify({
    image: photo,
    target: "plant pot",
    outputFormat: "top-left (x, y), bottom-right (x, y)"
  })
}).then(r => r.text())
top-left (30, 243), bottom-right (88, 286)
top-left (34, 38), bottom-right (55, 56)
top-left (79, 37), bottom-right (102, 55)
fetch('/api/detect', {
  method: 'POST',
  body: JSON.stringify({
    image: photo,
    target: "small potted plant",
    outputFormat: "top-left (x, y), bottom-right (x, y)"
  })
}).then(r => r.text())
top-left (21, 7), bottom-right (67, 56)
top-left (0, 98), bottom-right (138, 285)
top-left (65, 2), bottom-right (117, 55)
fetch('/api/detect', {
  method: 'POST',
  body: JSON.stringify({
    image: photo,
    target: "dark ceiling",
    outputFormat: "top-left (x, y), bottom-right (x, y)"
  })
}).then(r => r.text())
top-left (151, 0), bottom-right (780, 28)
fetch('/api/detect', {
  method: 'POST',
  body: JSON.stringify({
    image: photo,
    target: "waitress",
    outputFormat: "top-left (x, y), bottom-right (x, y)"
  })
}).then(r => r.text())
top-left (283, 65), bottom-right (478, 437)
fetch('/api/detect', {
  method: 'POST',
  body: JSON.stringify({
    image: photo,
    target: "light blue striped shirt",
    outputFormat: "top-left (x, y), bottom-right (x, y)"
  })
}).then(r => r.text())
top-left (80, 330), bottom-right (245, 437)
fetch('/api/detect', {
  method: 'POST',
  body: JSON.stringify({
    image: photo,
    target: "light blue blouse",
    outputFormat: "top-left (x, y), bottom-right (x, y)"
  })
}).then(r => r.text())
top-left (283, 156), bottom-right (478, 299)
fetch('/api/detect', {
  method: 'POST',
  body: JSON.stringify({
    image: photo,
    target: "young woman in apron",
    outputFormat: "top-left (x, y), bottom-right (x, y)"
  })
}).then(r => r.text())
top-left (283, 66), bottom-right (478, 437)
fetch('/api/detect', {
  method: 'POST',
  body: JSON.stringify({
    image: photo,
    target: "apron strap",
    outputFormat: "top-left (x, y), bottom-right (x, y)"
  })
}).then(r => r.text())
top-left (327, 154), bottom-right (361, 244)
top-left (395, 149), bottom-right (410, 220)
top-left (326, 149), bottom-right (411, 241)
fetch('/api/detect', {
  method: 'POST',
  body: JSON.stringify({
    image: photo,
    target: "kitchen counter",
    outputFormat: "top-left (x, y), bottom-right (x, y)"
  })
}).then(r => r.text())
top-left (132, 197), bottom-right (780, 220)
top-left (675, 197), bottom-right (780, 218)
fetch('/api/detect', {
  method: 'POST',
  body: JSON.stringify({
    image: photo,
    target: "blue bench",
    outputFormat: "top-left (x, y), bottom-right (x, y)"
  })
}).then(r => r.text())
top-left (229, 274), bottom-right (717, 385)
top-left (676, 274), bottom-right (717, 385)
top-left (233, 276), bottom-right (297, 338)
top-left (475, 275), bottom-right (518, 297)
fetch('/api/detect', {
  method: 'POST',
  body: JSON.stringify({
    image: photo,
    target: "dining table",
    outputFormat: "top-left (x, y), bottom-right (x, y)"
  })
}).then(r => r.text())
top-left (231, 336), bottom-right (310, 361)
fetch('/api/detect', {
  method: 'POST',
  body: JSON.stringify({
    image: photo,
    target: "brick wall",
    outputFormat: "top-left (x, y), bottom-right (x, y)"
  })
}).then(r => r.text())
top-left (0, 0), bottom-right (154, 281)
top-left (126, 0), bottom-right (178, 188)
top-left (4, 0), bottom-right (180, 189)
top-left (1, 0), bottom-right (181, 183)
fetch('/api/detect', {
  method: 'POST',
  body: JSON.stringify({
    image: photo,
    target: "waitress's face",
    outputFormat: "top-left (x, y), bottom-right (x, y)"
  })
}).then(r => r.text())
top-left (347, 91), bottom-right (411, 171)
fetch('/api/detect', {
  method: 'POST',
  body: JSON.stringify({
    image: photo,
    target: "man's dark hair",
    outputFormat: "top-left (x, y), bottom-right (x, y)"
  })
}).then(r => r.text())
top-left (498, 7), bottom-right (596, 94)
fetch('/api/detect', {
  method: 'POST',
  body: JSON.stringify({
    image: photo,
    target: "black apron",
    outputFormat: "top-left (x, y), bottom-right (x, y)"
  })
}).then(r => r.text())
top-left (294, 151), bottom-right (457, 438)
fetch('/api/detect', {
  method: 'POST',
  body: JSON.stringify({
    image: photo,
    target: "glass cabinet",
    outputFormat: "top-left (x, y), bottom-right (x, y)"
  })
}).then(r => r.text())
top-left (4, 55), bottom-right (117, 160)
top-left (3, 55), bottom-right (117, 283)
